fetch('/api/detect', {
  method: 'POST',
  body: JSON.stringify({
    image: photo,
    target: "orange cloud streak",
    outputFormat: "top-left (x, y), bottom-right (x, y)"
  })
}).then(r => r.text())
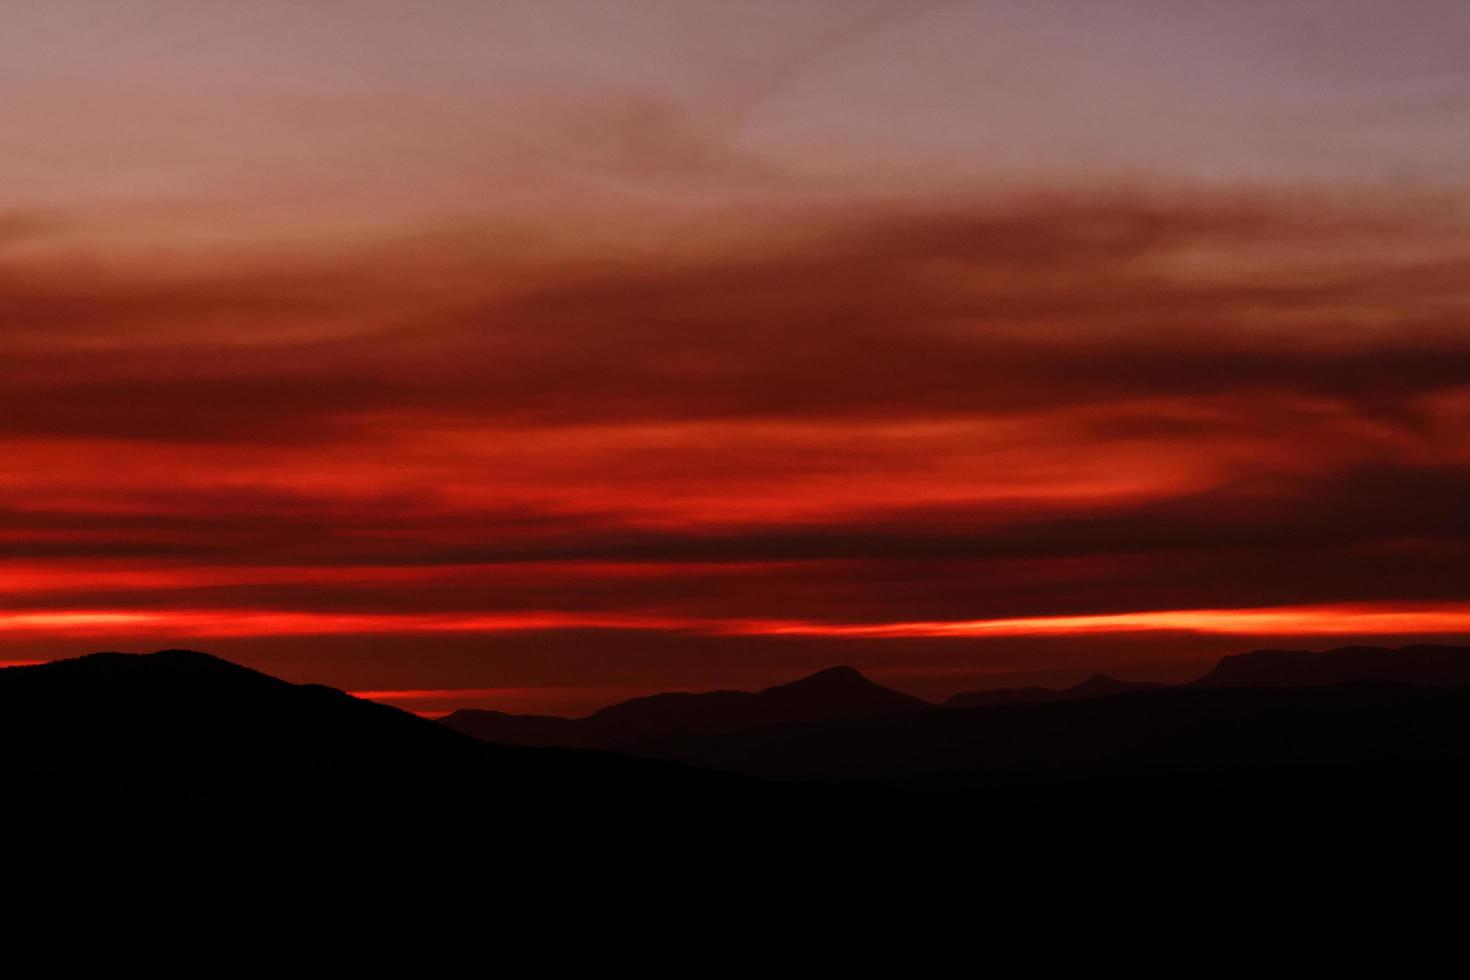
top-left (6, 602), bottom-right (1470, 641)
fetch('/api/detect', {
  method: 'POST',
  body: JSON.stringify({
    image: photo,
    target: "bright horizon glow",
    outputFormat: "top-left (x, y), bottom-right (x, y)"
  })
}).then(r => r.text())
top-left (6, 602), bottom-right (1470, 641)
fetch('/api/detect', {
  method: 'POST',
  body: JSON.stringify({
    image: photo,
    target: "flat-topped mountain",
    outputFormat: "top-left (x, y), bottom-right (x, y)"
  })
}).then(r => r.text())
top-left (441, 665), bottom-right (929, 749)
top-left (1190, 644), bottom-right (1470, 689)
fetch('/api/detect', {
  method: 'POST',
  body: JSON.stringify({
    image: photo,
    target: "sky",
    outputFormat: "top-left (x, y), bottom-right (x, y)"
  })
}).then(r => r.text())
top-left (3, 0), bottom-right (1469, 714)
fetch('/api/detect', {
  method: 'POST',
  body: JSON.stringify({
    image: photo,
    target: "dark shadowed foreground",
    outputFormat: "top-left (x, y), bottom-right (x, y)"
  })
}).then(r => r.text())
top-left (0, 650), bottom-right (808, 824)
top-left (9, 646), bottom-right (1470, 863)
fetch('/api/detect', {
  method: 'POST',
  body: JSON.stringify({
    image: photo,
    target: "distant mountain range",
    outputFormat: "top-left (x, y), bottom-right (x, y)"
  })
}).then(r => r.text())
top-left (9, 643), bottom-right (1470, 816)
top-left (943, 673), bottom-right (1164, 707)
top-left (608, 644), bottom-right (1470, 801)
top-left (441, 665), bottom-right (926, 750)
top-left (444, 644), bottom-right (1470, 747)
top-left (631, 682), bottom-right (1470, 798)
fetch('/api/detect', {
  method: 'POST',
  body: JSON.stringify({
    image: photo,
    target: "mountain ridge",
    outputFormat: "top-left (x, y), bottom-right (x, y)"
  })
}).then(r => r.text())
top-left (945, 673), bottom-right (1163, 708)
top-left (442, 663), bottom-right (928, 749)
top-left (444, 644), bottom-right (1470, 748)
top-left (11, 644), bottom-right (1470, 813)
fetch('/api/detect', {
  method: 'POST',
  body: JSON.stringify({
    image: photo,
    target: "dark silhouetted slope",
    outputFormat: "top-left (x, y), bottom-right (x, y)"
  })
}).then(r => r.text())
top-left (1067, 673), bottom-right (1165, 699)
top-left (0, 649), bottom-right (786, 815)
top-left (945, 673), bottom-right (1162, 708)
top-left (23, 644), bottom-right (1470, 819)
top-left (434, 709), bottom-right (586, 748)
top-left (942, 685), bottom-right (1057, 708)
top-left (442, 665), bottom-right (929, 749)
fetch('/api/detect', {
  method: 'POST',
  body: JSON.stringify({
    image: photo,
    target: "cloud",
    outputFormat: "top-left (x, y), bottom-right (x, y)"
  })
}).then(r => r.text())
top-left (3, 192), bottom-right (1468, 440)
top-left (2, 188), bottom-right (1469, 700)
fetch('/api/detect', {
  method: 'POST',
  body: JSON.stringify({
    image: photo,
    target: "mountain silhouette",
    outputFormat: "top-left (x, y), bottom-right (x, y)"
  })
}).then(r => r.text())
top-left (945, 673), bottom-right (1163, 708)
top-left (14, 643), bottom-right (1470, 817)
top-left (441, 665), bottom-right (928, 749)
top-left (0, 649), bottom-right (788, 815)
top-left (1190, 644), bottom-right (1470, 688)
top-left (629, 681), bottom-right (1470, 803)
top-left (444, 646), bottom-right (1470, 750)
top-left (944, 645), bottom-right (1470, 706)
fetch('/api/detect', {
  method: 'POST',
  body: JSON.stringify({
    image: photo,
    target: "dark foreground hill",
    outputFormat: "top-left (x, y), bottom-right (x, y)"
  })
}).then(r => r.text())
top-left (0, 649), bottom-right (803, 818)
top-left (11, 644), bottom-right (1470, 824)
top-left (441, 664), bottom-right (927, 749)
top-left (8, 654), bottom-right (1443, 923)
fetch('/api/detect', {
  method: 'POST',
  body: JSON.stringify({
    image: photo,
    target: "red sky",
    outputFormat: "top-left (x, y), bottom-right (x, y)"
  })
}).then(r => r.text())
top-left (3, 2), bottom-right (1470, 714)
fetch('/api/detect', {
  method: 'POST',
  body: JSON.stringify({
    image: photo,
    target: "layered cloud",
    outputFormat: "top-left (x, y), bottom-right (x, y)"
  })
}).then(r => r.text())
top-left (2, 187), bottom-right (1469, 709)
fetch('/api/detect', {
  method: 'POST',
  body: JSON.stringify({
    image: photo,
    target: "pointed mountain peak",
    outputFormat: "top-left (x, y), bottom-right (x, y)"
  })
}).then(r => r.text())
top-left (777, 665), bottom-right (876, 692)
top-left (767, 666), bottom-right (930, 708)
top-left (1064, 673), bottom-right (1119, 692)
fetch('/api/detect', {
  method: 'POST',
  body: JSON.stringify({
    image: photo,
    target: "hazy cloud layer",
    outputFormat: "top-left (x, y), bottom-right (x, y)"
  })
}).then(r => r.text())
top-left (3, 190), bottom-right (1469, 709)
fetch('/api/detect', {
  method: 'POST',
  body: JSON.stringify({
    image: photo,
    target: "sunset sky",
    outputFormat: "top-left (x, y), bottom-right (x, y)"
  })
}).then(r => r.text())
top-left (4, 0), bottom-right (1469, 714)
